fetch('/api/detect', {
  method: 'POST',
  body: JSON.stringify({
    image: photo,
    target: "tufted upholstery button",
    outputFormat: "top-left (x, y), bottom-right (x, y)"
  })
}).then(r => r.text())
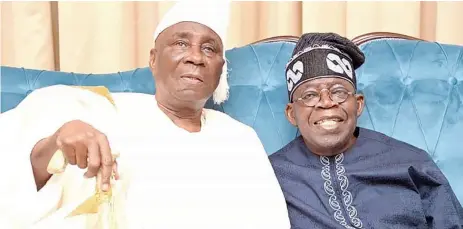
top-left (26, 90), bottom-right (33, 96)
top-left (123, 89), bottom-right (130, 92)
top-left (448, 77), bottom-right (457, 85)
top-left (402, 76), bottom-right (412, 85)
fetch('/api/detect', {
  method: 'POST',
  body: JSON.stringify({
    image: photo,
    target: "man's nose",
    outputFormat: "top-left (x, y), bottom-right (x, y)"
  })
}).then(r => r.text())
top-left (184, 45), bottom-right (205, 66)
top-left (315, 90), bottom-right (336, 109)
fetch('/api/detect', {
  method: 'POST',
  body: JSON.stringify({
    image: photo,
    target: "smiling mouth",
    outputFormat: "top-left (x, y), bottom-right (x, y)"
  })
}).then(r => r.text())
top-left (314, 118), bottom-right (343, 125)
top-left (314, 117), bottom-right (344, 130)
top-left (181, 75), bottom-right (203, 83)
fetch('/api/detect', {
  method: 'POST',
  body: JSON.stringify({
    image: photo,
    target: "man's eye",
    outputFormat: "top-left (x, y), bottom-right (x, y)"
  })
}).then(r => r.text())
top-left (303, 93), bottom-right (318, 99)
top-left (332, 90), bottom-right (348, 96)
top-left (175, 41), bottom-right (188, 47)
top-left (203, 45), bottom-right (215, 52)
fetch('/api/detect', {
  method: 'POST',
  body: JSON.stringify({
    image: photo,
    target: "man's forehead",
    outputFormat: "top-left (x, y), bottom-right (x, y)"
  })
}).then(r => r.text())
top-left (293, 77), bottom-right (355, 97)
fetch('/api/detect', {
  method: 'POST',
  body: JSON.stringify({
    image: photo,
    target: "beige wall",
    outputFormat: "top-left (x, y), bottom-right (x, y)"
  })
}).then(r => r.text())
top-left (1, 1), bottom-right (462, 74)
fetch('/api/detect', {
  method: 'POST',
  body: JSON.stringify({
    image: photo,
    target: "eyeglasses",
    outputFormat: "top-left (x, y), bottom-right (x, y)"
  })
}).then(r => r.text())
top-left (294, 88), bottom-right (355, 107)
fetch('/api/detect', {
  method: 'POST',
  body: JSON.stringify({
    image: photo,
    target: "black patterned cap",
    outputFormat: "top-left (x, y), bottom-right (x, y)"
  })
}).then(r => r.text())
top-left (286, 33), bottom-right (365, 102)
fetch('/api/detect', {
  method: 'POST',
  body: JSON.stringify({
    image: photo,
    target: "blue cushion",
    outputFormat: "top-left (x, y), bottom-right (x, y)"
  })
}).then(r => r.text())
top-left (355, 39), bottom-right (463, 205)
top-left (1, 38), bottom-right (462, 204)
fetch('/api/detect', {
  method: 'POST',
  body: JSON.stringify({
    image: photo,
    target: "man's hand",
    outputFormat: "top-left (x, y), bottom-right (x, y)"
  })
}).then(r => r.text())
top-left (54, 120), bottom-right (115, 191)
top-left (31, 120), bottom-right (116, 192)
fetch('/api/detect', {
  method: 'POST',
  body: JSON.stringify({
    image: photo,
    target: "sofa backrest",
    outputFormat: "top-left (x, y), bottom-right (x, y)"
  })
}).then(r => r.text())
top-left (354, 35), bottom-right (463, 205)
top-left (1, 34), bottom-right (462, 204)
top-left (0, 39), bottom-right (299, 155)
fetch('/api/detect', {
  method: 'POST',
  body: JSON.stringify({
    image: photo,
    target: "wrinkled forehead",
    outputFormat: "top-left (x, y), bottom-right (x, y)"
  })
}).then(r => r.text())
top-left (293, 76), bottom-right (355, 95)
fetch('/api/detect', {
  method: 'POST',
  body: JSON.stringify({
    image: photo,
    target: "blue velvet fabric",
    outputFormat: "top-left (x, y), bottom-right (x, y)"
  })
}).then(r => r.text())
top-left (1, 38), bottom-right (462, 205)
top-left (356, 39), bottom-right (463, 206)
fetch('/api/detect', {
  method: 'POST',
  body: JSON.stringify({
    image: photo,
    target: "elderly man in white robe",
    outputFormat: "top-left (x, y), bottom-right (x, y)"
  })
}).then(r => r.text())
top-left (0, 2), bottom-right (290, 229)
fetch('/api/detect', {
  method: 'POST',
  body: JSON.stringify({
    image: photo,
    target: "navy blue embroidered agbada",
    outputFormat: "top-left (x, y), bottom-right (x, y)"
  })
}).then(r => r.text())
top-left (270, 127), bottom-right (463, 229)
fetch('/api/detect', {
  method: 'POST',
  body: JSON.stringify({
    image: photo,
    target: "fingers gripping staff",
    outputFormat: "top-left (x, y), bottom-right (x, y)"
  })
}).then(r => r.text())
top-left (46, 86), bottom-right (120, 228)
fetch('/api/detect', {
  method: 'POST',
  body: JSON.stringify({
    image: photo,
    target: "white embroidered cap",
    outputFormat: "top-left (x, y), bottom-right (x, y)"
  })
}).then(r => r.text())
top-left (153, 1), bottom-right (231, 104)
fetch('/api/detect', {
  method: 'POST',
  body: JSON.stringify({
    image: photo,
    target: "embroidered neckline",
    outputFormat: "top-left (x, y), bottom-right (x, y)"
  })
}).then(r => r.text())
top-left (320, 153), bottom-right (363, 229)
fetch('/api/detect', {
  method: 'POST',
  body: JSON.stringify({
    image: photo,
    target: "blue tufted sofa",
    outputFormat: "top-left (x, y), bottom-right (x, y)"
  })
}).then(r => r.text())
top-left (1, 32), bottom-right (462, 205)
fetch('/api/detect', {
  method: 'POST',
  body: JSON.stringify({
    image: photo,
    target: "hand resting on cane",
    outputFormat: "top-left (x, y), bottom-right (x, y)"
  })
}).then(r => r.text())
top-left (31, 120), bottom-right (119, 192)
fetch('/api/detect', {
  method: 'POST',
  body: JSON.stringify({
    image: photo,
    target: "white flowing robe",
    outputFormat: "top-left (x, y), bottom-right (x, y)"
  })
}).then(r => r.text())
top-left (0, 85), bottom-right (290, 229)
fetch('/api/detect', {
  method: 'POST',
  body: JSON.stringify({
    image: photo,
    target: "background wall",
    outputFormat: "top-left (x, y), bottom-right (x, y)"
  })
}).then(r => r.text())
top-left (1, 1), bottom-right (462, 74)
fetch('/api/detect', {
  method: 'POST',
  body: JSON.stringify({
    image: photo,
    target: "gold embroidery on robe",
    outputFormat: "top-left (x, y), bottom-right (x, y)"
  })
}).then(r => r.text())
top-left (47, 86), bottom-right (119, 229)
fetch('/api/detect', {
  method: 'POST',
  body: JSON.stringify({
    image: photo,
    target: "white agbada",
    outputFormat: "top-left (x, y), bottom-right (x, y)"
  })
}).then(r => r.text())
top-left (0, 2), bottom-right (290, 228)
top-left (0, 85), bottom-right (290, 229)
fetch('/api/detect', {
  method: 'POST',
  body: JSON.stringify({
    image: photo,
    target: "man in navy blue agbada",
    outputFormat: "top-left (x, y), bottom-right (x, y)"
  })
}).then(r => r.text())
top-left (269, 33), bottom-right (463, 229)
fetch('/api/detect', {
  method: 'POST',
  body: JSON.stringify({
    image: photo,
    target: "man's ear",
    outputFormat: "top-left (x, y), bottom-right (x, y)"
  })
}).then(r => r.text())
top-left (355, 93), bottom-right (365, 117)
top-left (285, 103), bottom-right (297, 127)
top-left (149, 48), bottom-right (157, 71)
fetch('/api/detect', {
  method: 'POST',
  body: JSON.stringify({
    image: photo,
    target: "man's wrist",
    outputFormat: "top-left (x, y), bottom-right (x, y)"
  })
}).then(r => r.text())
top-left (30, 135), bottom-right (58, 168)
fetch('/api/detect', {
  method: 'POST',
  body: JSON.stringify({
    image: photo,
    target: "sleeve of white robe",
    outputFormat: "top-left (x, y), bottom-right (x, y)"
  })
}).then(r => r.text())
top-left (0, 85), bottom-right (119, 229)
top-left (211, 111), bottom-right (291, 228)
top-left (241, 127), bottom-right (291, 228)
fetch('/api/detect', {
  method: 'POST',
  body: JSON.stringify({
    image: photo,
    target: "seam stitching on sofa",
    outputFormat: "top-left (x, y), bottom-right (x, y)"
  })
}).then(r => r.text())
top-left (129, 68), bottom-right (139, 92)
top-left (18, 68), bottom-right (29, 96)
top-left (249, 44), bottom-right (264, 128)
top-left (409, 90), bottom-right (432, 154)
top-left (69, 72), bottom-right (77, 85)
top-left (20, 68), bottom-right (29, 92)
top-left (32, 70), bottom-right (45, 90)
top-left (391, 89), bottom-right (406, 137)
top-left (391, 42), bottom-right (418, 136)
top-left (431, 43), bottom-right (459, 157)
top-left (450, 48), bottom-right (463, 77)
top-left (383, 41), bottom-right (405, 136)
top-left (363, 99), bottom-right (376, 131)
top-left (262, 43), bottom-right (285, 146)
top-left (432, 85), bottom-right (453, 157)
top-left (406, 42), bottom-right (420, 78)
top-left (358, 43), bottom-right (369, 88)
top-left (117, 71), bottom-right (125, 91)
top-left (436, 43), bottom-right (450, 73)
top-left (358, 44), bottom-right (376, 131)
top-left (82, 73), bottom-right (92, 84)
top-left (385, 41), bottom-right (406, 77)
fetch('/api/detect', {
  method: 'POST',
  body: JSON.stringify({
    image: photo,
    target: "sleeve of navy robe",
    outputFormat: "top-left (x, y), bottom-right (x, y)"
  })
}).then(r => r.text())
top-left (412, 158), bottom-right (463, 228)
top-left (269, 127), bottom-right (463, 229)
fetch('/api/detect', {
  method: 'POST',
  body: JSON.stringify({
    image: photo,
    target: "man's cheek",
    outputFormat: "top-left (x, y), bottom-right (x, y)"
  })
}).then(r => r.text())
top-left (296, 115), bottom-right (309, 128)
